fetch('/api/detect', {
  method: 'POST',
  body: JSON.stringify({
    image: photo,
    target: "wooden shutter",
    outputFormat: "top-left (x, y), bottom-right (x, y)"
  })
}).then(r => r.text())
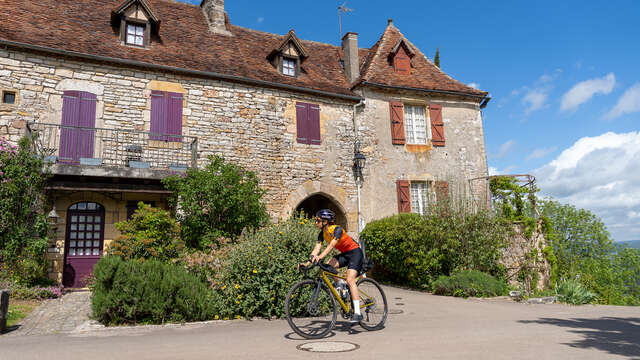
top-left (150, 90), bottom-right (167, 141)
top-left (78, 92), bottom-right (97, 158)
top-left (390, 101), bottom-right (405, 145)
top-left (296, 102), bottom-right (308, 144)
top-left (435, 181), bottom-right (449, 203)
top-left (394, 47), bottom-right (411, 74)
top-left (396, 180), bottom-right (411, 213)
top-left (60, 91), bottom-right (81, 162)
top-left (167, 92), bottom-right (183, 142)
top-left (429, 104), bottom-right (445, 147)
top-left (308, 104), bottom-right (321, 145)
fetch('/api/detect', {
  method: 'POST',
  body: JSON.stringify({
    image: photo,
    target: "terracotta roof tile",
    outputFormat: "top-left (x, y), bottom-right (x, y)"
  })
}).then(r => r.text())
top-left (0, 0), bottom-right (486, 99)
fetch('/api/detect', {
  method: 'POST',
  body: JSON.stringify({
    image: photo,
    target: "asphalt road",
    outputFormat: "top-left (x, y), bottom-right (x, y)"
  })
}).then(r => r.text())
top-left (1, 285), bottom-right (639, 360)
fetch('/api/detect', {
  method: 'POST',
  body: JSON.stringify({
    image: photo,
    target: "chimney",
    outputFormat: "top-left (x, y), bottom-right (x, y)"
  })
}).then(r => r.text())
top-left (342, 32), bottom-right (359, 84)
top-left (201, 0), bottom-right (232, 36)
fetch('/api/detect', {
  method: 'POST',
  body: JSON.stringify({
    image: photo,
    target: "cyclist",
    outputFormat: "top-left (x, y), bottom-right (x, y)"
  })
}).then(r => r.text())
top-left (300, 209), bottom-right (364, 323)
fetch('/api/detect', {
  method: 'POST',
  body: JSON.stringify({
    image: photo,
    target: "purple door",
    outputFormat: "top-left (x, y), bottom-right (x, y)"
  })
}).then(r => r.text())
top-left (59, 91), bottom-right (97, 163)
top-left (63, 202), bottom-right (105, 288)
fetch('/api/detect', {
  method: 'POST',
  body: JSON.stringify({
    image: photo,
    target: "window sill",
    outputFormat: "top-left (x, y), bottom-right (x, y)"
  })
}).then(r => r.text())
top-left (405, 143), bottom-right (432, 153)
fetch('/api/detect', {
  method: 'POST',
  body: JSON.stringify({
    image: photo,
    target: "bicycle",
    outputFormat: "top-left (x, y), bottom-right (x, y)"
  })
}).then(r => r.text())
top-left (284, 260), bottom-right (388, 339)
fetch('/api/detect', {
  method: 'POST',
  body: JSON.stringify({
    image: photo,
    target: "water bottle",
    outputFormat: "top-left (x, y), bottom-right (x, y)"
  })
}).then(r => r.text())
top-left (337, 279), bottom-right (348, 301)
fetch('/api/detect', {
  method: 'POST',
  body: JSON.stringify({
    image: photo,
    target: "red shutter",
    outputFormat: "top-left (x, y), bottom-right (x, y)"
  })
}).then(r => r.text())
top-left (308, 104), bottom-right (321, 145)
top-left (167, 92), bottom-right (183, 142)
top-left (150, 90), bottom-right (167, 141)
top-left (435, 181), bottom-right (449, 203)
top-left (429, 104), bottom-right (445, 147)
top-left (296, 102), bottom-right (308, 144)
top-left (390, 101), bottom-right (405, 145)
top-left (394, 47), bottom-right (410, 74)
top-left (396, 180), bottom-right (411, 213)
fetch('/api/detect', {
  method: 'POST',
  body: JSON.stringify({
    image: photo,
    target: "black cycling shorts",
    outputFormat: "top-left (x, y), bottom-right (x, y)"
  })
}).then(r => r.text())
top-left (333, 248), bottom-right (363, 272)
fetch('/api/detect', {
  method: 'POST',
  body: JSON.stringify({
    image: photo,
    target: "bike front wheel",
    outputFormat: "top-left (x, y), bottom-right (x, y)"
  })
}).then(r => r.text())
top-left (285, 279), bottom-right (337, 339)
top-left (357, 278), bottom-right (388, 330)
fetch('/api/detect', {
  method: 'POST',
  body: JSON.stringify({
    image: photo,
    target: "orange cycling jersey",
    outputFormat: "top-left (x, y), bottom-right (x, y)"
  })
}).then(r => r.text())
top-left (317, 224), bottom-right (359, 253)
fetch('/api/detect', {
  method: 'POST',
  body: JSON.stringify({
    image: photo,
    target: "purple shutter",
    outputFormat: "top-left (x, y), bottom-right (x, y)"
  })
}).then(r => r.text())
top-left (78, 92), bottom-right (97, 159)
top-left (309, 104), bottom-right (321, 145)
top-left (150, 91), bottom-right (166, 141)
top-left (60, 91), bottom-right (81, 162)
top-left (168, 92), bottom-right (183, 142)
top-left (296, 102), bottom-right (308, 144)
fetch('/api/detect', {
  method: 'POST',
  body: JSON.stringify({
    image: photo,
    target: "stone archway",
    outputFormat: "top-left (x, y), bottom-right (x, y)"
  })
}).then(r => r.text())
top-left (296, 193), bottom-right (348, 231)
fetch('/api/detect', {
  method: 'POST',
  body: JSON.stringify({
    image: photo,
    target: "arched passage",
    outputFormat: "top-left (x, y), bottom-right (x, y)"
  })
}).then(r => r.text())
top-left (296, 193), bottom-right (348, 231)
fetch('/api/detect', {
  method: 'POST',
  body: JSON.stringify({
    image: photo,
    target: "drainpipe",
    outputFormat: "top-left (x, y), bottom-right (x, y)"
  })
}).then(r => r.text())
top-left (352, 98), bottom-right (366, 255)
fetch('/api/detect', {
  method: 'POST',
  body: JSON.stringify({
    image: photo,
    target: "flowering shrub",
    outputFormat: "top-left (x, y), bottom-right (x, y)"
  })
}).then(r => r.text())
top-left (0, 279), bottom-right (63, 300)
top-left (107, 203), bottom-right (183, 262)
top-left (209, 216), bottom-right (318, 319)
top-left (174, 237), bottom-right (231, 286)
top-left (0, 136), bottom-right (50, 285)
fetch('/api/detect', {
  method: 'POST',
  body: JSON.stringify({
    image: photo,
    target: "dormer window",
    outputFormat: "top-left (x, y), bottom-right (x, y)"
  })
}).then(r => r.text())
top-left (126, 22), bottom-right (146, 46)
top-left (111, 0), bottom-right (160, 49)
top-left (267, 29), bottom-right (309, 78)
top-left (389, 39), bottom-right (415, 75)
top-left (282, 57), bottom-right (296, 76)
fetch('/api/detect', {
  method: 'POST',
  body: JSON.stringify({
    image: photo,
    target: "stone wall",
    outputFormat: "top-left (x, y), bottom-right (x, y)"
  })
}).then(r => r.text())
top-left (501, 220), bottom-right (552, 292)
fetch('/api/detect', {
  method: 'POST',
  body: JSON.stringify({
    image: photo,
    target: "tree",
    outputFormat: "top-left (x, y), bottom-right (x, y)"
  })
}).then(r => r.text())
top-left (163, 155), bottom-right (269, 249)
top-left (434, 47), bottom-right (440, 68)
top-left (0, 136), bottom-right (50, 285)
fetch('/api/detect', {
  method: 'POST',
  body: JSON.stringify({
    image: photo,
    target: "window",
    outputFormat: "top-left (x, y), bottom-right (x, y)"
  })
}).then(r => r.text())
top-left (126, 23), bottom-right (145, 46)
top-left (410, 182), bottom-right (430, 215)
top-left (282, 57), bottom-right (296, 76)
top-left (150, 91), bottom-right (183, 142)
top-left (404, 105), bottom-right (427, 144)
top-left (296, 102), bottom-right (321, 145)
top-left (2, 91), bottom-right (16, 104)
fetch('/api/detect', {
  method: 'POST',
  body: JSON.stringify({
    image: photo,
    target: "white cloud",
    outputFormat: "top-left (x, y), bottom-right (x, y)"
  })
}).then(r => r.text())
top-left (534, 131), bottom-right (640, 241)
top-left (526, 146), bottom-right (557, 160)
top-left (495, 140), bottom-right (516, 159)
top-left (560, 73), bottom-right (615, 111)
top-left (606, 83), bottom-right (640, 119)
top-left (488, 166), bottom-right (516, 176)
top-left (522, 89), bottom-right (548, 113)
top-left (468, 82), bottom-right (480, 89)
top-left (257, 17), bottom-right (264, 23)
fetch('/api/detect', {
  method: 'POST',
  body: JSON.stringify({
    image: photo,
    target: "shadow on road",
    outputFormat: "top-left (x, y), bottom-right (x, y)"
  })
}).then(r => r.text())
top-left (519, 317), bottom-right (640, 359)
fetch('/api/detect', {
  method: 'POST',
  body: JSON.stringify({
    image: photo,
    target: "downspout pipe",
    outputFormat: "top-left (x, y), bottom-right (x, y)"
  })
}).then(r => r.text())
top-left (352, 98), bottom-right (366, 263)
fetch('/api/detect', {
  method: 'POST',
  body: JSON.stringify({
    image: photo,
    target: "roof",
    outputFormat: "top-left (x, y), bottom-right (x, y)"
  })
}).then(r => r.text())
top-left (0, 0), bottom-right (486, 100)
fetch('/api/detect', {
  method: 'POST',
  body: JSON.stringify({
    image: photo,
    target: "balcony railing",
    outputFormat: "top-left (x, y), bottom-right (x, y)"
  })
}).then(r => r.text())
top-left (27, 122), bottom-right (198, 171)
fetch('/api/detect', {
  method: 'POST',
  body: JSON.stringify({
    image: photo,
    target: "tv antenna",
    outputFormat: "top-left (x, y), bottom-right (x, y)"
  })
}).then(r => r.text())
top-left (338, 2), bottom-right (353, 39)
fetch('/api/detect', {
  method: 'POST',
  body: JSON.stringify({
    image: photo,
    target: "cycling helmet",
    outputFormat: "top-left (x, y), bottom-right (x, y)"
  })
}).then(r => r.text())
top-left (316, 209), bottom-right (335, 222)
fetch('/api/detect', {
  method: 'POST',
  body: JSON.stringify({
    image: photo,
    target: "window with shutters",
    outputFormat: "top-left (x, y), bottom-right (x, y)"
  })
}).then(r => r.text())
top-left (410, 182), bottom-right (430, 215)
top-left (150, 90), bottom-right (183, 142)
top-left (296, 102), bottom-right (321, 145)
top-left (404, 105), bottom-right (428, 144)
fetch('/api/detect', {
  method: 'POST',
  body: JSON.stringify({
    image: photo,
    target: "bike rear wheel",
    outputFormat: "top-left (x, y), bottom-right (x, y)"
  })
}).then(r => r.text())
top-left (285, 279), bottom-right (337, 339)
top-left (356, 278), bottom-right (388, 330)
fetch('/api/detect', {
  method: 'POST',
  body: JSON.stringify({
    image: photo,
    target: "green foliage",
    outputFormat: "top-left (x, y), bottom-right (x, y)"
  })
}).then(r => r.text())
top-left (0, 136), bottom-right (49, 285)
top-left (163, 155), bottom-right (268, 249)
top-left (432, 270), bottom-right (507, 298)
top-left (208, 216), bottom-right (318, 319)
top-left (555, 279), bottom-right (597, 305)
top-left (91, 256), bottom-right (215, 325)
top-left (539, 199), bottom-right (640, 305)
top-left (107, 203), bottom-right (183, 262)
top-left (434, 47), bottom-right (440, 68)
top-left (542, 245), bottom-right (559, 287)
top-left (489, 176), bottom-right (534, 220)
top-left (361, 208), bottom-right (511, 289)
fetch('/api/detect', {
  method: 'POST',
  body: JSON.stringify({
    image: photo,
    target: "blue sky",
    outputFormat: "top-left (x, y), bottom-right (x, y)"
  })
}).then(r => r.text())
top-left (182, 0), bottom-right (640, 241)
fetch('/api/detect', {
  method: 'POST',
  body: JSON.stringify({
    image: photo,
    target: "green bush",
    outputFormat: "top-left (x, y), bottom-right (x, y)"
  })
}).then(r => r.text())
top-left (556, 279), bottom-right (597, 305)
top-left (0, 136), bottom-right (49, 285)
top-left (361, 209), bottom-right (510, 288)
top-left (432, 270), bottom-right (507, 298)
top-left (163, 155), bottom-right (269, 249)
top-left (107, 203), bottom-right (183, 262)
top-left (209, 216), bottom-right (318, 319)
top-left (92, 256), bottom-right (215, 325)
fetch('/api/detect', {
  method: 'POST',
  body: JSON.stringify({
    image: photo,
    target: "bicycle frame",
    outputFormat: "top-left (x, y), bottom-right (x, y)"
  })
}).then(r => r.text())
top-left (318, 270), bottom-right (375, 314)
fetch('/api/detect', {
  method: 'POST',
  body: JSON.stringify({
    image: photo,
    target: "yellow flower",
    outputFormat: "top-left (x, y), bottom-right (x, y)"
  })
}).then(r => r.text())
top-left (270, 297), bottom-right (274, 302)
top-left (252, 269), bottom-right (258, 274)
top-left (235, 284), bottom-right (240, 289)
top-left (235, 300), bottom-right (240, 304)
top-left (221, 285), bottom-right (226, 290)
top-left (235, 315), bottom-right (242, 319)
top-left (224, 317), bottom-right (229, 320)
top-left (279, 231), bottom-right (283, 235)
top-left (237, 294), bottom-right (242, 299)
top-left (268, 246), bottom-right (272, 250)
top-left (214, 315), bottom-right (219, 320)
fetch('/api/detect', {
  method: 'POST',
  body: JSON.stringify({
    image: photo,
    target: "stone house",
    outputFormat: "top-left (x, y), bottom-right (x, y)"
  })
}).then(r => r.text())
top-left (0, 0), bottom-right (490, 287)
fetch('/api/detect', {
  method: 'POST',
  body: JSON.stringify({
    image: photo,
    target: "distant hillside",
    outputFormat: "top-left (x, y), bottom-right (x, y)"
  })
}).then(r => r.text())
top-left (618, 240), bottom-right (640, 250)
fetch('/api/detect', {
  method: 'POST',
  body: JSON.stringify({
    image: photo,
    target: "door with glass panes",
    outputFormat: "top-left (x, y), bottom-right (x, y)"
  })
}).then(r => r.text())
top-left (63, 202), bottom-right (105, 288)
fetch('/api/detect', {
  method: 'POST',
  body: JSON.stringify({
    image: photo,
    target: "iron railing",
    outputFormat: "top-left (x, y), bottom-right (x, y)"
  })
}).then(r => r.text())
top-left (27, 122), bottom-right (198, 170)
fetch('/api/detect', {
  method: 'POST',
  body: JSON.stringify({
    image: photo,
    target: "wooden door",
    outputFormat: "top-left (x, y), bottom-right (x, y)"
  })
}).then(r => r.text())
top-left (62, 202), bottom-right (105, 288)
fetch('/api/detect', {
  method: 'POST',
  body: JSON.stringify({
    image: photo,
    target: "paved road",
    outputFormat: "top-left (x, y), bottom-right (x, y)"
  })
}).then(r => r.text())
top-left (1, 285), bottom-right (638, 359)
